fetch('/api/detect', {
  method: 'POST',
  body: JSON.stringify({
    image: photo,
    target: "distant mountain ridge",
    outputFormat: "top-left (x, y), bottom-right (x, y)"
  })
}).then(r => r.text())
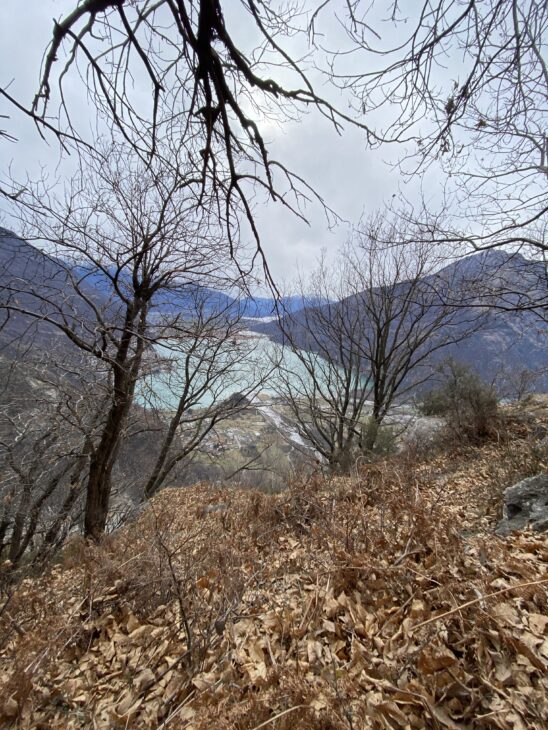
top-left (1, 228), bottom-right (546, 392)
top-left (0, 227), bottom-right (113, 353)
top-left (0, 228), bottom-right (318, 349)
top-left (69, 263), bottom-right (322, 318)
top-left (250, 249), bottom-right (548, 393)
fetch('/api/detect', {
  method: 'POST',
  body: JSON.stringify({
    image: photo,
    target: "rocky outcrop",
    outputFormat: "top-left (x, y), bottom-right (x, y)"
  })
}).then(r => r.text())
top-left (496, 474), bottom-right (548, 535)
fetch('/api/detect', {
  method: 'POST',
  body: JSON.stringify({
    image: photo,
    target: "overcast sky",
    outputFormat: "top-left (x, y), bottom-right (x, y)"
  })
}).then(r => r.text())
top-left (0, 0), bottom-right (435, 289)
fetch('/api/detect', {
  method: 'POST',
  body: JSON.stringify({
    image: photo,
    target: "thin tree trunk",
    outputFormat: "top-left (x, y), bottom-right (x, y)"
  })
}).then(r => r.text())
top-left (8, 482), bottom-right (32, 563)
top-left (143, 402), bottom-right (185, 499)
top-left (41, 457), bottom-right (87, 555)
top-left (83, 302), bottom-right (148, 539)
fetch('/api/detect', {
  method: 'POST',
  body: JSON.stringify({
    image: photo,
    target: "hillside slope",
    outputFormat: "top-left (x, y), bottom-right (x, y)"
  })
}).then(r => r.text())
top-left (252, 251), bottom-right (548, 392)
top-left (0, 227), bottom-right (113, 355)
top-left (1, 399), bottom-right (547, 728)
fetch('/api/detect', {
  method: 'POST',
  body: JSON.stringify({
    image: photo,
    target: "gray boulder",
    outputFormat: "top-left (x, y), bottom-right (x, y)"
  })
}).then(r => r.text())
top-left (496, 474), bottom-right (548, 535)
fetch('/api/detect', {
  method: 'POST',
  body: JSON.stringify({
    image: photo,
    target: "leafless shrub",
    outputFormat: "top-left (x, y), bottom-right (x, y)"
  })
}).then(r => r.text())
top-left (420, 358), bottom-right (502, 444)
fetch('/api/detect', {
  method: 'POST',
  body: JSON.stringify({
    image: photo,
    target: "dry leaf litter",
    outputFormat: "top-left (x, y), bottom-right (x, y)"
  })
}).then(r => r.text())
top-left (0, 399), bottom-right (547, 729)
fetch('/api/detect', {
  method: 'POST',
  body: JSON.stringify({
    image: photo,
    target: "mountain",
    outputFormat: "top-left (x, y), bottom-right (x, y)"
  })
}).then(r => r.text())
top-left (2, 229), bottom-right (546, 391)
top-left (237, 294), bottom-right (328, 318)
top-left (0, 228), bottom-right (315, 351)
top-left (70, 263), bottom-right (319, 318)
top-left (251, 250), bottom-right (548, 392)
top-left (0, 227), bottom-right (114, 354)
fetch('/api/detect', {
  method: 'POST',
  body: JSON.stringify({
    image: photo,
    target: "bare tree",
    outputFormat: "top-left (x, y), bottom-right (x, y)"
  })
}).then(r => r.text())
top-left (0, 350), bottom-right (105, 568)
top-left (0, 278), bottom-right (266, 558)
top-left (138, 289), bottom-right (268, 499)
top-left (1, 140), bottom-right (246, 539)
top-left (5, 2), bottom-right (543, 250)
top-left (273, 259), bottom-right (372, 473)
top-left (1, 1), bottom-right (379, 282)
top-left (275, 216), bottom-right (484, 471)
top-left (330, 0), bottom-right (547, 256)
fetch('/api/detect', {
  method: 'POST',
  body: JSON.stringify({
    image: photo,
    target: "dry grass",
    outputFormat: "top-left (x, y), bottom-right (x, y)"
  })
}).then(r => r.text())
top-left (0, 400), bottom-right (547, 729)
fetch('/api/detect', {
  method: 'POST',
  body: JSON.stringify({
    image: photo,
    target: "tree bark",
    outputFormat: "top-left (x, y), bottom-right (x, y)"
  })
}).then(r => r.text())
top-left (83, 301), bottom-right (148, 539)
top-left (83, 394), bottom-right (132, 539)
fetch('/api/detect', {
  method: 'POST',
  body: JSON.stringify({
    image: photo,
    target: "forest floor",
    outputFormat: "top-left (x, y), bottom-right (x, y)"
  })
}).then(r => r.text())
top-left (0, 398), bottom-right (547, 729)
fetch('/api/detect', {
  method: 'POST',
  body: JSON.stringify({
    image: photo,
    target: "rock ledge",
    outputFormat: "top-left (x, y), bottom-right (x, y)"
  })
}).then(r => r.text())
top-left (496, 474), bottom-right (548, 535)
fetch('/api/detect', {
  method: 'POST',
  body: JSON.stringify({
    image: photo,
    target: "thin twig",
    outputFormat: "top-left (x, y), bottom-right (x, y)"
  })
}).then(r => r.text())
top-left (411, 578), bottom-right (548, 631)
top-left (250, 705), bottom-right (311, 730)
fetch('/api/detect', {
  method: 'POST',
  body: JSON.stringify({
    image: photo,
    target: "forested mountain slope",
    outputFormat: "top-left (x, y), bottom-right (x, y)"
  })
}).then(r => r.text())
top-left (252, 250), bottom-right (548, 392)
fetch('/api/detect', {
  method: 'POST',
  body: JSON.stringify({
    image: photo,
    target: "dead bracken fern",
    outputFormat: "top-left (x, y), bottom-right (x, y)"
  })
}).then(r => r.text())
top-left (0, 399), bottom-right (547, 729)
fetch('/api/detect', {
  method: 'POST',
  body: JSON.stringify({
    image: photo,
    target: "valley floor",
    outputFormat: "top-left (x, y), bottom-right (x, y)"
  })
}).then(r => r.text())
top-left (1, 399), bottom-right (547, 729)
